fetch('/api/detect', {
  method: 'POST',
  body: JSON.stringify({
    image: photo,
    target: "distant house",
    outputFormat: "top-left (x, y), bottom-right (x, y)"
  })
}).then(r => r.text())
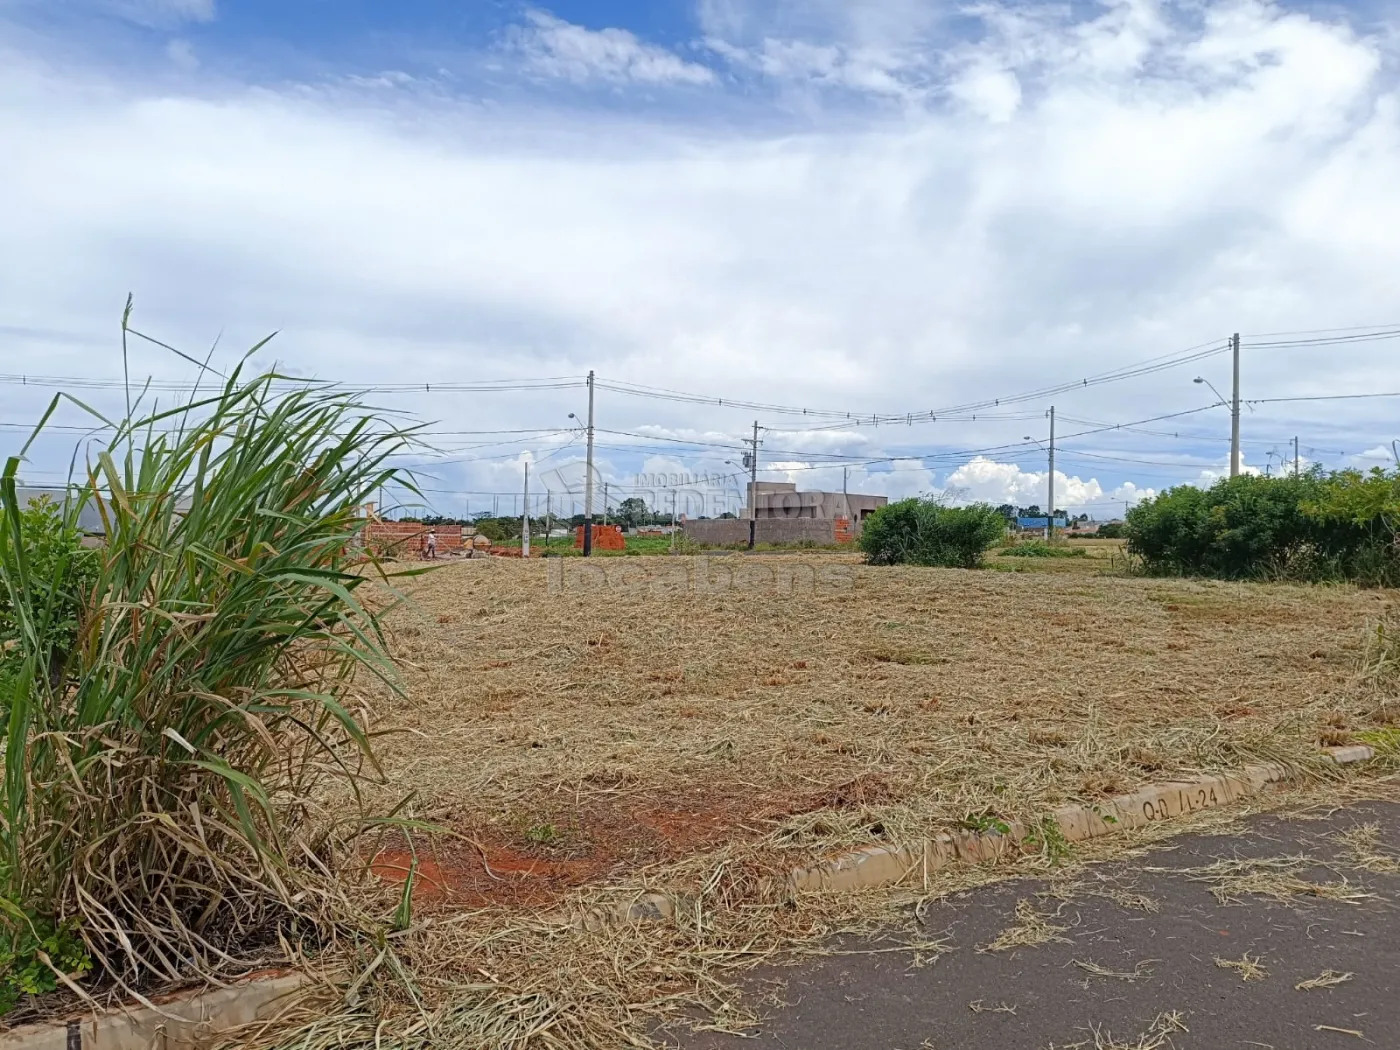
top-left (746, 482), bottom-right (887, 521)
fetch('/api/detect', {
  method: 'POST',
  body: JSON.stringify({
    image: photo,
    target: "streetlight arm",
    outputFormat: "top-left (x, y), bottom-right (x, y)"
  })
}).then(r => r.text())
top-left (1193, 376), bottom-right (1229, 407)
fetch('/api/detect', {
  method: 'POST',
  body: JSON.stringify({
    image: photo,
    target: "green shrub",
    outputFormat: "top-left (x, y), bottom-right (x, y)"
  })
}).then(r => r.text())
top-left (0, 326), bottom-right (418, 999)
top-left (999, 540), bottom-right (1086, 558)
top-left (0, 496), bottom-right (99, 708)
top-left (1094, 522), bottom-right (1124, 539)
top-left (0, 911), bottom-right (91, 1015)
top-left (472, 517), bottom-right (511, 543)
top-left (859, 500), bottom-right (1006, 569)
top-left (1124, 471), bottom-right (1400, 584)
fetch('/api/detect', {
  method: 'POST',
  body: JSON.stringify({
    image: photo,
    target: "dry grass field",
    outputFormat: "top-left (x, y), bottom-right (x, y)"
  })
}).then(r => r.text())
top-left (364, 553), bottom-right (1393, 912)
top-left (267, 553), bottom-right (1400, 1050)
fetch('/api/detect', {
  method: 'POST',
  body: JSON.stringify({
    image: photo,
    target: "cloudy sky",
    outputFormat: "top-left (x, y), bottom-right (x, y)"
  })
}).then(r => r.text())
top-left (3, 0), bottom-right (1398, 519)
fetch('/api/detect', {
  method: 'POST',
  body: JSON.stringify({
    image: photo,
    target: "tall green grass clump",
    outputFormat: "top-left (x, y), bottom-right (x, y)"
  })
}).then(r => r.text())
top-left (859, 499), bottom-right (1006, 569)
top-left (0, 330), bottom-right (417, 1007)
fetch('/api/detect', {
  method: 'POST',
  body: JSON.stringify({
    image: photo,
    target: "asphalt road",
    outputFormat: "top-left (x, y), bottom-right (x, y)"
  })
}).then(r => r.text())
top-left (673, 799), bottom-right (1400, 1050)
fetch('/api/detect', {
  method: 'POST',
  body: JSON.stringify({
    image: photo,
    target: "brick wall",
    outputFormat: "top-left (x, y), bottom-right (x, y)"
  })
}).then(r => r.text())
top-left (363, 522), bottom-right (464, 553)
top-left (681, 518), bottom-right (858, 547)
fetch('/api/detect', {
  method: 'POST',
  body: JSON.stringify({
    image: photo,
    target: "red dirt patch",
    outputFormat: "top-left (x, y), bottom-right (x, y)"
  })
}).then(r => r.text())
top-left (370, 775), bottom-right (921, 912)
top-left (371, 786), bottom-right (779, 911)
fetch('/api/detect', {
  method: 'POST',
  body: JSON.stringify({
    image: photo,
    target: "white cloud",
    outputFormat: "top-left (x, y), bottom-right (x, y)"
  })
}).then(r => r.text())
top-left (4, 1), bottom-right (1400, 515)
top-left (1111, 481), bottom-right (1157, 507)
top-left (1352, 444), bottom-right (1398, 466)
top-left (942, 456), bottom-right (1108, 511)
top-left (948, 62), bottom-right (1021, 123)
top-left (103, 0), bottom-right (215, 27)
top-left (508, 10), bottom-right (716, 86)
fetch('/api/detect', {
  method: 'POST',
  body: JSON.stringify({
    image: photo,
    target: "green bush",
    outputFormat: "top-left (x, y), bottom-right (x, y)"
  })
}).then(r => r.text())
top-left (0, 496), bottom-right (99, 708)
top-left (1124, 470), bottom-right (1400, 585)
top-left (1094, 522), bottom-right (1124, 539)
top-left (999, 540), bottom-right (1086, 558)
top-left (859, 500), bottom-right (1006, 569)
top-left (472, 517), bottom-right (511, 543)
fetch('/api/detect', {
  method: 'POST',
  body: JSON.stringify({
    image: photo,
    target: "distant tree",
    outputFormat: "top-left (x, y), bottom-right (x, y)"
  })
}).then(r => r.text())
top-left (473, 517), bottom-right (510, 543)
top-left (996, 503), bottom-right (1017, 521)
top-left (616, 497), bottom-right (649, 528)
top-left (1020, 505), bottom-right (1042, 519)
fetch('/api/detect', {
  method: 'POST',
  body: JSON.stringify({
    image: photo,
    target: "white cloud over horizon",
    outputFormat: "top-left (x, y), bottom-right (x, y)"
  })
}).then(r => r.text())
top-left (2, 0), bottom-right (1399, 515)
top-left (508, 9), bottom-right (717, 86)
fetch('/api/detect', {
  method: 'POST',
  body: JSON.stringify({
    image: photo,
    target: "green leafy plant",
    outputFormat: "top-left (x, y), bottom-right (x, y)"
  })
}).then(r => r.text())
top-left (0, 495), bottom-right (99, 708)
top-left (959, 812), bottom-right (1012, 836)
top-left (859, 499), bottom-right (1007, 569)
top-left (1022, 817), bottom-right (1073, 864)
top-left (0, 310), bottom-right (422, 999)
top-left (524, 823), bottom-right (560, 846)
top-left (0, 908), bottom-right (92, 1015)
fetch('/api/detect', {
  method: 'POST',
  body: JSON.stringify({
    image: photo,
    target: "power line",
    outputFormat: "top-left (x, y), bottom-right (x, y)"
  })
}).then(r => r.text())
top-left (1240, 329), bottom-right (1400, 350)
top-left (593, 339), bottom-right (1234, 429)
top-left (0, 373), bottom-right (585, 394)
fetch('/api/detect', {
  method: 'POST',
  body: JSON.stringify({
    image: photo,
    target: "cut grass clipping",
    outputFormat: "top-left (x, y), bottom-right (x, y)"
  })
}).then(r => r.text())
top-left (1215, 953), bottom-right (1269, 982)
top-left (0, 307), bottom-right (420, 1012)
top-left (1175, 856), bottom-right (1376, 906)
top-left (979, 899), bottom-right (1069, 952)
top-left (1296, 970), bottom-right (1354, 991)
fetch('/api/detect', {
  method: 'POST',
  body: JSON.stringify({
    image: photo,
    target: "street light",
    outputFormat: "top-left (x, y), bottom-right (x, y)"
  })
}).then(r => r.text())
top-left (1195, 375), bottom-right (1250, 477)
top-left (1022, 435), bottom-right (1053, 535)
top-left (1193, 375), bottom-right (1228, 406)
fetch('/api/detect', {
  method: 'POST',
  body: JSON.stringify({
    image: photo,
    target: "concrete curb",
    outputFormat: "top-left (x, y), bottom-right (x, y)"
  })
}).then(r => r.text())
top-left (589, 745), bottom-right (1379, 925)
top-left (7, 746), bottom-right (1382, 1045)
top-left (0, 975), bottom-right (305, 1050)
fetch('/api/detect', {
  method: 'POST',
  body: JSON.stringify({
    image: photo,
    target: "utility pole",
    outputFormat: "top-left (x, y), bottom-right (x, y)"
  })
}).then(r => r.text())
top-left (583, 370), bottom-right (596, 556)
top-left (1293, 436), bottom-right (1300, 478)
top-left (1230, 332), bottom-right (1241, 478)
top-left (545, 491), bottom-right (552, 554)
top-left (602, 481), bottom-right (609, 527)
top-left (748, 420), bottom-right (760, 551)
top-left (521, 461), bottom-right (530, 558)
top-left (1047, 405), bottom-right (1056, 539)
top-left (670, 490), bottom-right (677, 552)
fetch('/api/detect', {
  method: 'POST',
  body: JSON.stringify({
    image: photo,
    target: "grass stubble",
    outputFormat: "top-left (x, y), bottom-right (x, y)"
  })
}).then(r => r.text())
top-left (224, 556), bottom-right (1399, 1050)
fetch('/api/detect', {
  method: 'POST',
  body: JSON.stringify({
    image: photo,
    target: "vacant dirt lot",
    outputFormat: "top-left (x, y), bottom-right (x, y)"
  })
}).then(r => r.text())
top-left (365, 554), bottom-right (1394, 911)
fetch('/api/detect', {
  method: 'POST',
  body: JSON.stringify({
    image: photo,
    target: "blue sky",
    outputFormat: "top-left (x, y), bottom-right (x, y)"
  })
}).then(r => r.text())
top-left (3, 0), bottom-right (1400, 518)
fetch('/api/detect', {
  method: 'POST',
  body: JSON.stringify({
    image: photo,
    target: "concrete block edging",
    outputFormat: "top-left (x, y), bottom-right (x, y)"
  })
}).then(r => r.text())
top-left (0, 975), bottom-right (305, 1050)
top-left (606, 744), bottom-right (1379, 921)
top-left (4, 746), bottom-right (1379, 1048)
